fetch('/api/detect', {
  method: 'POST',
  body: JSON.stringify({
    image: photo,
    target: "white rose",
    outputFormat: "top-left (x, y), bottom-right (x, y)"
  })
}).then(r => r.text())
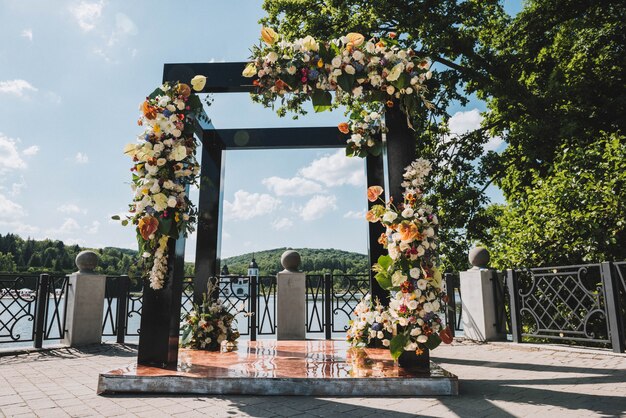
top-left (369, 330), bottom-right (377, 338)
top-left (416, 245), bottom-right (425, 256)
top-left (377, 331), bottom-right (384, 339)
top-left (331, 56), bottom-right (342, 68)
top-left (401, 207), bottom-right (414, 218)
top-left (266, 51), bottom-right (278, 63)
top-left (365, 42), bottom-right (376, 53)
top-left (352, 86), bottom-right (363, 97)
top-left (432, 301), bottom-right (441, 311)
top-left (386, 85), bottom-right (395, 95)
top-left (405, 87), bottom-right (413, 94)
top-left (388, 244), bottom-right (400, 260)
top-left (344, 64), bottom-right (355, 75)
top-left (287, 66), bottom-right (297, 75)
top-left (398, 317), bottom-right (408, 326)
top-left (404, 342), bottom-right (417, 351)
top-left (167, 197), bottom-right (177, 208)
top-left (417, 335), bottom-right (428, 343)
top-left (382, 211), bottom-right (398, 223)
top-left (332, 68), bottom-right (342, 77)
top-left (352, 50), bottom-right (364, 61)
top-left (407, 300), bottom-right (418, 310)
top-left (423, 302), bottom-right (433, 313)
top-left (410, 327), bottom-right (422, 336)
top-left (409, 268), bottom-right (421, 279)
top-left (425, 227), bottom-right (435, 237)
top-left (172, 129), bottom-right (182, 138)
top-left (166, 104), bottom-right (176, 112)
top-left (417, 279), bottom-right (428, 290)
top-left (382, 339), bottom-right (390, 347)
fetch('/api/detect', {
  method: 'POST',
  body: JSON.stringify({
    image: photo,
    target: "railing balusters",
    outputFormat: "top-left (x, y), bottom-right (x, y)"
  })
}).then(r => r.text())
top-left (33, 274), bottom-right (49, 349)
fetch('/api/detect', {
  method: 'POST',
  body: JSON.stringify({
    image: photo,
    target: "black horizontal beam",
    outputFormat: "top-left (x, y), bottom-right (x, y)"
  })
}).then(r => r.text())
top-left (163, 62), bottom-right (253, 93)
top-left (202, 127), bottom-right (348, 150)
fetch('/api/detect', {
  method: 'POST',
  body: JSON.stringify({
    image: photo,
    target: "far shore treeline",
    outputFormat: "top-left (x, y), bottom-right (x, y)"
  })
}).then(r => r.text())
top-left (0, 233), bottom-right (368, 277)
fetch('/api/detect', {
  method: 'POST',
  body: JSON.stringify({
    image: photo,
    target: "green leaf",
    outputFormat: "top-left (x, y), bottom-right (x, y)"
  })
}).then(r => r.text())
top-left (369, 142), bottom-right (383, 156)
top-left (337, 74), bottom-right (355, 92)
top-left (375, 271), bottom-right (392, 290)
top-left (377, 255), bottom-right (393, 270)
top-left (158, 218), bottom-right (172, 236)
top-left (311, 90), bottom-right (332, 112)
top-left (148, 87), bottom-right (164, 100)
top-left (121, 220), bottom-right (128, 227)
top-left (424, 333), bottom-right (442, 350)
top-left (111, 215), bottom-right (120, 220)
top-left (390, 334), bottom-right (409, 360)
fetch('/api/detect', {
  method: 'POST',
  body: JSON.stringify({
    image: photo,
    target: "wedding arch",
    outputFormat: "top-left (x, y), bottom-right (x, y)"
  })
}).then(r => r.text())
top-left (127, 34), bottom-right (431, 366)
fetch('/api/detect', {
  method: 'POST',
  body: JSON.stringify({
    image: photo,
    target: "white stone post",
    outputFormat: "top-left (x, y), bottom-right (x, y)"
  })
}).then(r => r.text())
top-left (276, 250), bottom-right (306, 340)
top-left (62, 251), bottom-right (107, 347)
top-left (460, 247), bottom-right (501, 342)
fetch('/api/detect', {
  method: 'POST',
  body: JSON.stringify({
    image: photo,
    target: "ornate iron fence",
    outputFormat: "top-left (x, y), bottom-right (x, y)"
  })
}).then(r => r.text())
top-left (507, 262), bottom-right (625, 352)
top-left (0, 273), bottom-right (68, 347)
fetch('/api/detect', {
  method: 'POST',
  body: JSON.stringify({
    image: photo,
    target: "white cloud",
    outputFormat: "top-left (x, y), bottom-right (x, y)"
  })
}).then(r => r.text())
top-left (107, 12), bottom-right (137, 47)
top-left (0, 220), bottom-right (39, 235)
top-left (22, 145), bottom-right (39, 156)
top-left (0, 79), bottom-right (37, 97)
top-left (69, 0), bottom-right (104, 32)
top-left (299, 195), bottom-right (337, 221)
top-left (447, 109), bottom-right (504, 152)
top-left (86, 221), bottom-right (100, 234)
top-left (344, 210), bottom-right (365, 219)
top-left (272, 217), bottom-right (293, 231)
top-left (223, 190), bottom-right (280, 220)
top-left (0, 134), bottom-right (27, 173)
top-left (262, 176), bottom-right (323, 196)
top-left (21, 29), bottom-right (33, 41)
top-left (48, 218), bottom-right (81, 235)
top-left (75, 152), bottom-right (89, 164)
top-left (10, 178), bottom-right (26, 196)
top-left (299, 150), bottom-right (365, 187)
top-left (57, 203), bottom-right (86, 214)
top-left (0, 194), bottom-right (23, 220)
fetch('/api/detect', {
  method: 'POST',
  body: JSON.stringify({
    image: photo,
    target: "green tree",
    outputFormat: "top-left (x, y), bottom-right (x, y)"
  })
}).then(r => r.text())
top-left (486, 133), bottom-right (626, 268)
top-left (0, 252), bottom-right (16, 272)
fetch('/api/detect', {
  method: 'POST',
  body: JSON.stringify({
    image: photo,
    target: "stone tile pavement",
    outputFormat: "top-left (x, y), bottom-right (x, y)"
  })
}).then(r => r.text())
top-left (0, 339), bottom-right (624, 417)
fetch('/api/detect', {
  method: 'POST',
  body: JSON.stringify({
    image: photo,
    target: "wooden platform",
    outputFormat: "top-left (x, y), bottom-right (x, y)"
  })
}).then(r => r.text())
top-left (97, 340), bottom-right (458, 396)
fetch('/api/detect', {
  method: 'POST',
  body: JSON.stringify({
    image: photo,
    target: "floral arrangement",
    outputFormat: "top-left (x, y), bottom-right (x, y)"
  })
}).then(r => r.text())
top-left (115, 76), bottom-right (208, 289)
top-left (180, 281), bottom-right (241, 351)
top-left (348, 158), bottom-right (453, 360)
top-left (243, 28), bottom-right (433, 157)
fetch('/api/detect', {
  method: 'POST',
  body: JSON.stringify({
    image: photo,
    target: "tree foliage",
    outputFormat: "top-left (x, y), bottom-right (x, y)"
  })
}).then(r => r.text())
top-left (260, 0), bottom-right (626, 268)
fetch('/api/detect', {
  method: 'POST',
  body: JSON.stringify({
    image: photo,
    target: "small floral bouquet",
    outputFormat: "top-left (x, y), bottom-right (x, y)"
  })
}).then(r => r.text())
top-left (180, 281), bottom-right (241, 351)
top-left (350, 158), bottom-right (453, 360)
top-left (347, 295), bottom-right (394, 348)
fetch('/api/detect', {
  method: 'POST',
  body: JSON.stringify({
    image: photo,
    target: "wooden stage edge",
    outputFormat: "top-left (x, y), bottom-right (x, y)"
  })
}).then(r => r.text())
top-left (97, 340), bottom-right (459, 396)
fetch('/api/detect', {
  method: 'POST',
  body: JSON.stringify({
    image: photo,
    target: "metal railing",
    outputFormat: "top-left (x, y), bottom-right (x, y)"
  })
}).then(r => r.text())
top-left (0, 273), bottom-right (69, 347)
top-left (507, 262), bottom-right (625, 352)
top-left (443, 272), bottom-right (462, 335)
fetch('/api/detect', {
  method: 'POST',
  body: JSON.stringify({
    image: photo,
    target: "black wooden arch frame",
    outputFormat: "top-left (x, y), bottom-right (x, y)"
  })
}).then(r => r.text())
top-left (137, 62), bottom-right (417, 367)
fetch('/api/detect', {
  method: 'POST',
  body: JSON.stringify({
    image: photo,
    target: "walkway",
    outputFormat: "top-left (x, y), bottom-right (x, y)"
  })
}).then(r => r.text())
top-left (0, 340), bottom-right (624, 417)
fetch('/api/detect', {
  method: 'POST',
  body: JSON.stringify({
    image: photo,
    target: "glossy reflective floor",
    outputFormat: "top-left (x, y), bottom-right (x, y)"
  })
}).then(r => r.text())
top-left (98, 340), bottom-right (459, 396)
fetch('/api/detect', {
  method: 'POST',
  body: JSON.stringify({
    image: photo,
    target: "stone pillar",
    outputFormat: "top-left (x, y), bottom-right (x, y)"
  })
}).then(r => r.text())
top-left (276, 250), bottom-right (306, 340)
top-left (62, 251), bottom-right (106, 346)
top-left (460, 247), bottom-right (500, 341)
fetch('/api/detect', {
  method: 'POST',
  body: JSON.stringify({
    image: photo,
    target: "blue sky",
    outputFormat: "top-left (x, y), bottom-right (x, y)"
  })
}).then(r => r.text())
top-left (0, 0), bottom-right (520, 261)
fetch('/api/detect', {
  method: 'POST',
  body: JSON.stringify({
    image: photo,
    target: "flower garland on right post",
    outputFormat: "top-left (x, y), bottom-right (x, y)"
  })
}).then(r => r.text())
top-left (348, 158), bottom-right (453, 360)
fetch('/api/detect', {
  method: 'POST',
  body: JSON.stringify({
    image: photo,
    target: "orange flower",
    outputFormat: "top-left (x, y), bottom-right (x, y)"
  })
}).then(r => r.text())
top-left (398, 222), bottom-right (420, 241)
top-left (176, 83), bottom-right (191, 98)
top-left (367, 185), bottom-right (384, 202)
top-left (377, 232), bottom-right (387, 245)
top-left (142, 101), bottom-right (157, 120)
top-left (415, 346), bottom-right (424, 355)
top-left (346, 32), bottom-right (365, 46)
top-left (366, 210), bottom-right (380, 223)
top-left (275, 79), bottom-right (289, 91)
top-left (317, 58), bottom-right (324, 68)
top-left (138, 215), bottom-right (159, 241)
top-left (376, 40), bottom-right (386, 48)
top-left (388, 32), bottom-right (397, 39)
top-left (386, 100), bottom-right (394, 108)
top-left (261, 27), bottom-right (278, 45)
top-left (338, 122), bottom-right (350, 134)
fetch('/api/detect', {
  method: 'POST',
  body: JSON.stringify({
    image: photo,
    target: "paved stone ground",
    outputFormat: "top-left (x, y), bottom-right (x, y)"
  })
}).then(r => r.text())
top-left (0, 340), bottom-right (624, 417)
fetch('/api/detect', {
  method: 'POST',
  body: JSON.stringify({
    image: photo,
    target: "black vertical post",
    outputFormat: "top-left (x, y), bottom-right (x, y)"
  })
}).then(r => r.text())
top-left (116, 275), bottom-right (129, 344)
top-left (384, 104), bottom-right (417, 207)
top-left (194, 133), bottom-right (225, 305)
top-left (250, 275), bottom-right (257, 342)
top-left (34, 274), bottom-right (49, 349)
top-left (366, 153), bottom-right (388, 305)
top-left (444, 273), bottom-right (457, 337)
top-left (601, 262), bottom-right (625, 353)
top-left (324, 273), bottom-right (332, 340)
top-left (506, 269), bottom-right (523, 343)
top-left (137, 236), bottom-right (186, 368)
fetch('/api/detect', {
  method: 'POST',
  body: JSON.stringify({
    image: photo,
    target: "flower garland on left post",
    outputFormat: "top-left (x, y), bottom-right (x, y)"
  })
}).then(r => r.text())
top-left (115, 76), bottom-right (207, 290)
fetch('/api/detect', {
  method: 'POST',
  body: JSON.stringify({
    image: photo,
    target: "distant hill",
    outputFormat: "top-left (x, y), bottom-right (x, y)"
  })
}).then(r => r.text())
top-left (0, 233), bottom-right (368, 277)
top-left (221, 247), bottom-right (369, 276)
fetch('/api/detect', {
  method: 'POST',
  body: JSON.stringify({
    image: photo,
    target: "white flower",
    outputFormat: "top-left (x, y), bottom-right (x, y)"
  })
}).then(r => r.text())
top-left (401, 207), bottom-right (414, 218)
top-left (377, 331), bottom-right (384, 339)
top-left (423, 302), bottom-right (433, 313)
top-left (365, 42), bottom-right (376, 53)
top-left (388, 244), bottom-right (400, 260)
top-left (266, 51), bottom-right (278, 63)
top-left (391, 271), bottom-right (406, 286)
top-left (398, 317), bottom-right (408, 326)
top-left (417, 279), bottom-right (428, 290)
top-left (432, 301), bottom-right (441, 311)
top-left (425, 227), bottom-right (435, 237)
top-left (301, 35), bottom-right (319, 51)
top-left (410, 327), bottom-right (422, 336)
top-left (190, 75), bottom-right (207, 91)
top-left (352, 50), bottom-right (364, 61)
top-left (382, 211), bottom-right (398, 223)
top-left (409, 268), bottom-right (421, 279)
top-left (369, 112), bottom-right (380, 120)
top-left (352, 86), bottom-right (363, 97)
top-left (386, 85), bottom-right (395, 95)
top-left (344, 64), bottom-right (355, 75)
top-left (171, 145), bottom-right (187, 161)
top-left (382, 339), bottom-right (390, 347)
top-left (142, 252), bottom-right (151, 258)
top-left (407, 300), bottom-right (418, 310)
top-left (157, 96), bottom-right (170, 107)
top-left (332, 68), bottom-right (342, 77)
top-left (386, 63), bottom-right (404, 81)
top-left (404, 342), bottom-right (417, 351)
top-left (167, 197), bottom-right (177, 208)
top-left (287, 65), bottom-right (297, 75)
top-left (417, 335), bottom-right (428, 343)
top-left (331, 56), bottom-right (342, 68)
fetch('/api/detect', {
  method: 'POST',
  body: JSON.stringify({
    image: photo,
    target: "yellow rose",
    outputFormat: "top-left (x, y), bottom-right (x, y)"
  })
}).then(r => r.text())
top-left (346, 32), bottom-right (365, 47)
top-left (190, 75), bottom-right (207, 92)
top-left (261, 27), bottom-right (278, 45)
top-left (242, 63), bottom-right (257, 78)
top-left (301, 35), bottom-right (319, 51)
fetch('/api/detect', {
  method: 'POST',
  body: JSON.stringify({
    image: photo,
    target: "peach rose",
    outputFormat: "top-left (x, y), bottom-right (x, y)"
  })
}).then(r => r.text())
top-left (338, 122), bottom-right (350, 134)
top-left (398, 222), bottom-right (421, 242)
top-left (367, 185), bottom-right (384, 202)
top-left (346, 32), bottom-right (365, 47)
top-left (261, 27), bottom-right (278, 45)
top-left (366, 210), bottom-right (379, 223)
top-left (138, 215), bottom-right (159, 241)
